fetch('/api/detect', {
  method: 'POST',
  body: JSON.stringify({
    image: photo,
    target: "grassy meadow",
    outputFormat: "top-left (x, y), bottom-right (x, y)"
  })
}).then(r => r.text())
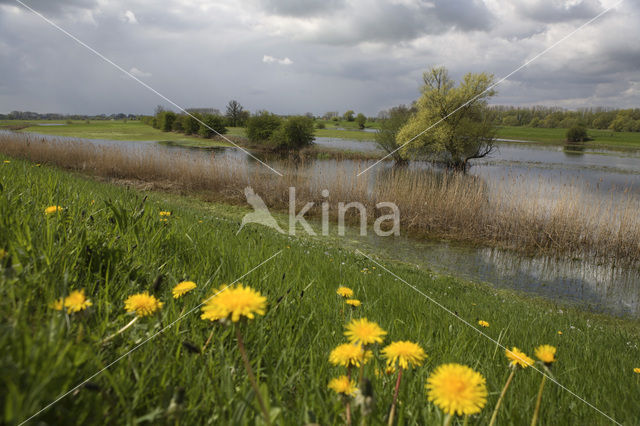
top-left (1, 155), bottom-right (639, 425)
top-left (0, 119), bottom-right (379, 145)
top-left (497, 126), bottom-right (640, 150)
top-left (0, 120), bottom-right (231, 147)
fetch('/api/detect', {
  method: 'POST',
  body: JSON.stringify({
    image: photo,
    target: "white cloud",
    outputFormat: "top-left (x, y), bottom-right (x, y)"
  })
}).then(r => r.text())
top-left (262, 54), bottom-right (293, 65)
top-left (123, 10), bottom-right (137, 24)
top-left (129, 67), bottom-right (151, 78)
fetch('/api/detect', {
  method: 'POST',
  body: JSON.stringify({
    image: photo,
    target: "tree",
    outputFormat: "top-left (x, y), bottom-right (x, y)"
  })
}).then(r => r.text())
top-left (225, 100), bottom-right (246, 127)
top-left (270, 116), bottom-right (315, 149)
top-left (199, 114), bottom-right (227, 138)
top-left (375, 105), bottom-right (414, 163)
top-left (246, 111), bottom-right (282, 142)
top-left (181, 113), bottom-right (202, 135)
top-left (158, 111), bottom-right (176, 132)
top-left (396, 66), bottom-right (497, 171)
top-left (343, 110), bottom-right (355, 121)
top-left (355, 113), bottom-right (366, 129)
top-left (566, 124), bottom-right (588, 142)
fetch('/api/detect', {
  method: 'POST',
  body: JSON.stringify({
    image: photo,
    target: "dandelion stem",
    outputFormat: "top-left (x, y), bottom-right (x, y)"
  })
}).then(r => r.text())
top-left (101, 317), bottom-right (138, 344)
top-left (346, 365), bottom-right (352, 426)
top-left (530, 374), bottom-right (547, 426)
top-left (202, 330), bottom-right (215, 352)
top-left (235, 326), bottom-right (271, 426)
top-left (443, 413), bottom-right (453, 426)
top-left (387, 366), bottom-right (403, 426)
top-left (489, 368), bottom-right (516, 426)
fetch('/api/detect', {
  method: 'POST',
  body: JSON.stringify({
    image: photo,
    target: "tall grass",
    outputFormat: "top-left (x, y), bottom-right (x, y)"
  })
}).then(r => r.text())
top-left (2, 132), bottom-right (640, 263)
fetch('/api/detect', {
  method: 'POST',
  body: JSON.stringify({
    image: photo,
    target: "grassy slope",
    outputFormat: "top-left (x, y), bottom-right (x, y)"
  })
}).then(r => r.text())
top-left (1, 158), bottom-right (639, 425)
top-left (497, 126), bottom-right (640, 150)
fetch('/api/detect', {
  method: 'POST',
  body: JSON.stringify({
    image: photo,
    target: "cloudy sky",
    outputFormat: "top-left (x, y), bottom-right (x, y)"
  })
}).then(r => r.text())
top-left (0, 0), bottom-right (637, 116)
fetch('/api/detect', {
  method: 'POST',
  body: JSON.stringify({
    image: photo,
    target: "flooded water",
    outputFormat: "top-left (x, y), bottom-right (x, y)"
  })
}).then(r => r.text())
top-left (10, 130), bottom-right (640, 318)
top-left (351, 233), bottom-right (640, 318)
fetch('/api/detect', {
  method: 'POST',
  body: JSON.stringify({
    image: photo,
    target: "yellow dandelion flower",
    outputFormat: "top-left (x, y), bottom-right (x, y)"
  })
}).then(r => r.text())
top-left (426, 363), bottom-right (488, 416)
top-left (159, 211), bottom-right (172, 216)
top-left (344, 318), bottom-right (386, 346)
top-left (44, 205), bottom-right (62, 215)
top-left (51, 298), bottom-right (64, 311)
top-left (534, 344), bottom-right (556, 365)
top-left (172, 281), bottom-right (197, 298)
top-left (329, 343), bottom-right (372, 368)
top-left (63, 289), bottom-right (92, 313)
top-left (557, 331), bottom-right (563, 335)
top-left (374, 366), bottom-right (397, 378)
top-left (345, 299), bottom-right (361, 307)
top-left (382, 340), bottom-right (427, 369)
top-left (200, 284), bottom-right (267, 322)
top-left (0, 249), bottom-right (7, 260)
top-left (124, 292), bottom-right (163, 317)
top-left (328, 375), bottom-right (358, 396)
top-left (478, 320), bottom-right (489, 328)
top-left (634, 368), bottom-right (640, 374)
top-left (3, 160), bottom-right (10, 163)
top-left (51, 289), bottom-right (92, 313)
top-left (505, 347), bottom-right (534, 368)
top-left (336, 286), bottom-right (354, 298)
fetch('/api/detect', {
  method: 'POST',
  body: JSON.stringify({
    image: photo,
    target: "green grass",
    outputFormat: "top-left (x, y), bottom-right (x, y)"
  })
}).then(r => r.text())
top-left (1, 158), bottom-right (639, 425)
top-left (226, 123), bottom-right (378, 142)
top-left (0, 120), bottom-right (230, 147)
top-left (497, 126), bottom-right (640, 150)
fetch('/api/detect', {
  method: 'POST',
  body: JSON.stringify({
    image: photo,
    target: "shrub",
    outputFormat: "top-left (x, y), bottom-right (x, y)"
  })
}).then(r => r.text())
top-left (316, 122), bottom-right (326, 129)
top-left (181, 113), bottom-right (201, 135)
top-left (269, 116), bottom-right (315, 149)
top-left (566, 125), bottom-right (588, 142)
top-left (246, 112), bottom-right (282, 143)
top-left (158, 111), bottom-right (176, 132)
top-left (198, 114), bottom-right (227, 138)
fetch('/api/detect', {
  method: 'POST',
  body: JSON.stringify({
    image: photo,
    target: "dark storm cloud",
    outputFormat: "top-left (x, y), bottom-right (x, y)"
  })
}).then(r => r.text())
top-left (514, 0), bottom-right (603, 23)
top-left (0, 0), bottom-right (98, 15)
top-left (260, 0), bottom-right (346, 17)
top-left (432, 0), bottom-right (494, 31)
top-left (256, 0), bottom-right (495, 45)
top-left (0, 0), bottom-right (637, 114)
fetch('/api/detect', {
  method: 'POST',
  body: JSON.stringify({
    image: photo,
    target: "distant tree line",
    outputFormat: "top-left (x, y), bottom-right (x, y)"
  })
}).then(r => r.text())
top-left (488, 106), bottom-right (640, 132)
top-left (0, 111), bottom-right (137, 120)
top-left (142, 105), bottom-right (229, 138)
top-left (141, 101), bottom-right (315, 150)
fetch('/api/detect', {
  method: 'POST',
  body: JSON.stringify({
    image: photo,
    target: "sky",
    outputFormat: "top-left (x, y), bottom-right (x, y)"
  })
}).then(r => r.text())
top-left (0, 0), bottom-right (638, 116)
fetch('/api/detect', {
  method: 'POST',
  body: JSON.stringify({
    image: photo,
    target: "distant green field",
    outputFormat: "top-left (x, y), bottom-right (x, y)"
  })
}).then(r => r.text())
top-left (0, 120), bottom-right (230, 146)
top-left (497, 126), bottom-right (640, 150)
top-left (6, 120), bottom-right (640, 151)
top-left (0, 120), bottom-right (378, 145)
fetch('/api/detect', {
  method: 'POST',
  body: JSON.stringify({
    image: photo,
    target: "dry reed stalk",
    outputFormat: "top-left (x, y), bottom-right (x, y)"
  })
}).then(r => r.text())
top-left (2, 132), bottom-right (640, 263)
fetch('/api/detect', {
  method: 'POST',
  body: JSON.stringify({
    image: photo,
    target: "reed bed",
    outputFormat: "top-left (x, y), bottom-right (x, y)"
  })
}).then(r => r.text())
top-left (2, 132), bottom-right (639, 263)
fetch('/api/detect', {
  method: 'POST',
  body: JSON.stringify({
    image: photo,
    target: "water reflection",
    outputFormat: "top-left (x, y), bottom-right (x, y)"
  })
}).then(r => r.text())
top-left (356, 232), bottom-right (640, 318)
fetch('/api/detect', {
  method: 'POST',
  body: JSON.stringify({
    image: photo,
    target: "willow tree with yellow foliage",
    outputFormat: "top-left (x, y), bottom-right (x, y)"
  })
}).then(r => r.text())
top-left (396, 66), bottom-right (497, 172)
